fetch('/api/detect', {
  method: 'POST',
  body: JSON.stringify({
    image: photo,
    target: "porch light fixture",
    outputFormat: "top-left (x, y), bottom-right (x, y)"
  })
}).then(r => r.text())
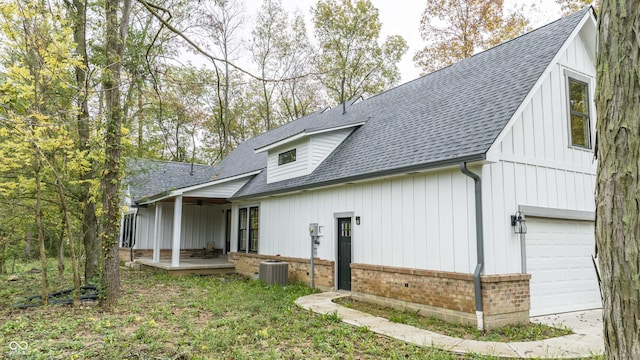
top-left (511, 211), bottom-right (527, 234)
top-left (355, 216), bottom-right (361, 225)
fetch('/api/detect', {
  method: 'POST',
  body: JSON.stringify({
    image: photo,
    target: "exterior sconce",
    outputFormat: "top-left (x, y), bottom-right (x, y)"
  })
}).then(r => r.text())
top-left (511, 211), bottom-right (527, 234)
top-left (355, 216), bottom-right (361, 225)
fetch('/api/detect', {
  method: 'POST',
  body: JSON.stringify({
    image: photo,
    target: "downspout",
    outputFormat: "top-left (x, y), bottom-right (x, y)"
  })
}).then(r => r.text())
top-left (460, 162), bottom-right (485, 331)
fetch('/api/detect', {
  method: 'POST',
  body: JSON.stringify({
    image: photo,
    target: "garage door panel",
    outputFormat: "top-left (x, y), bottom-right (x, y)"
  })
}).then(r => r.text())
top-left (526, 217), bottom-right (601, 316)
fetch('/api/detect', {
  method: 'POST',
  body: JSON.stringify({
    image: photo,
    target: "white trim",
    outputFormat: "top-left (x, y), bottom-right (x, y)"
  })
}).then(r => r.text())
top-left (138, 170), bottom-right (262, 205)
top-left (153, 203), bottom-right (162, 263)
top-left (254, 122), bottom-right (365, 153)
top-left (487, 11), bottom-right (595, 155)
top-left (564, 68), bottom-right (595, 151)
top-left (518, 205), bottom-right (595, 221)
top-left (497, 153), bottom-right (595, 174)
top-left (240, 161), bottom-right (483, 202)
top-left (171, 195), bottom-right (183, 267)
top-left (236, 203), bottom-right (261, 254)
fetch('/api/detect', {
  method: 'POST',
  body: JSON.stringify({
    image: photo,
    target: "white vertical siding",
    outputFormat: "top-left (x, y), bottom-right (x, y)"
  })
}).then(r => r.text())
top-left (310, 128), bottom-right (352, 168)
top-left (250, 168), bottom-right (476, 273)
top-left (267, 139), bottom-right (310, 183)
top-left (184, 178), bottom-right (251, 198)
top-left (486, 33), bottom-right (597, 274)
top-left (133, 202), bottom-right (225, 250)
top-left (265, 128), bottom-right (354, 184)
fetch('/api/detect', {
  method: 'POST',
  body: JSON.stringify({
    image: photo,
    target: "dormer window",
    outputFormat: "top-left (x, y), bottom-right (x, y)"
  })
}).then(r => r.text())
top-left (278, 149), bottom-right (296, 165)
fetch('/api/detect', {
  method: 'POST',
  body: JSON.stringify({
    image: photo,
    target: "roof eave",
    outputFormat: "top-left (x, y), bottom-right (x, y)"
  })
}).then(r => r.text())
top-left (230, 153), bottom-right (486, 201)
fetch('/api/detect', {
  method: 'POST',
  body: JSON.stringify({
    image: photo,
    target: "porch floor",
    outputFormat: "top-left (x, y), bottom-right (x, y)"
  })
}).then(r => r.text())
top-left (134, 256), bottom-right (236, 276)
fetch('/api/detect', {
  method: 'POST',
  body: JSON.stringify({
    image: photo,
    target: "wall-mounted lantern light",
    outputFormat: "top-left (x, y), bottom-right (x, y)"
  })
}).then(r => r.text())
top-left (355, 216), bottom-right (361, 225)
top-left (510, 211), bottom-right (527, 234)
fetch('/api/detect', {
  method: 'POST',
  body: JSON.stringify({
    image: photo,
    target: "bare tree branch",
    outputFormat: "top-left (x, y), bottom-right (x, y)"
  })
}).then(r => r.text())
top-left (137, 0), bottom-right (317, 83)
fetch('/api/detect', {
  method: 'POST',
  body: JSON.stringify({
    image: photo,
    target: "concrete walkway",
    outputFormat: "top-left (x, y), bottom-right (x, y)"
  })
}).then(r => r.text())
top-left (296, 292), bottom-right (604, 359)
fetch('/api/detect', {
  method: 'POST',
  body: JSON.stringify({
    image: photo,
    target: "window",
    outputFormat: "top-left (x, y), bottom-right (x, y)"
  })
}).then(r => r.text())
top-left (278, 149), bottom-right (296, 165)
top-left (238, 208), bottom-right (247, 252)
top-left (237, 206), bottom-right (259, 253)
top-left (120, 213), bottom-right (136, 248)
top-left (568, 77), bottom-right (591, 148)
top-left (249, 207), bottom-right (259, 253)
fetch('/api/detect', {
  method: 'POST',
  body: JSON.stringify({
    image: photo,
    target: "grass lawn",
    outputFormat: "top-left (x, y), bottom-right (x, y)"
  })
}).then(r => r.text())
top-left (0, 261), bottom-right (597, 359)
top-left (334, 297), bottom-right (573, 342)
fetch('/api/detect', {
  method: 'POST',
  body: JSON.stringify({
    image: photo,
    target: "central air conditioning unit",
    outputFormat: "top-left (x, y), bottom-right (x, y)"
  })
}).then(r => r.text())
top-left (259, 260), bottom-right (288, 285)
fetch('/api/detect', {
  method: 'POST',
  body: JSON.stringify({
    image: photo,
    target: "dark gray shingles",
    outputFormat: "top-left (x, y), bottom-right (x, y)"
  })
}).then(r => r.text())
top-left (230, 9), bottom-right (590, 198)
top-left (126, 159), bottom-right (219, 202)
top-left (128, 9), bottom-right (590, 201)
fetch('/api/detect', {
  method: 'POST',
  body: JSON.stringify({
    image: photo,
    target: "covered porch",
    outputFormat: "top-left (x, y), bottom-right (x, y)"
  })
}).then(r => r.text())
top-left (121, 171), bottom-right (259, 270)
top-left (147, 195), bottom-right (231, 268)
top-left (134, 256), bottom-right (235, 276)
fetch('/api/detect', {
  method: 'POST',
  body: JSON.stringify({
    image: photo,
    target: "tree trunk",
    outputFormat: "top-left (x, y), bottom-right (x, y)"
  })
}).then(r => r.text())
top-left (58, 216), bottom-right (65, 279)
top-left (100, 0), bottom-right (122, 308)
top-left (595, 2), bottom-right (640, 359)
top-left (34, 153), bottom-right (48, 305)
top-left (0, 241), bottom-right (5, 275)
top-left (25, 232), bottom-right (32, 259)
top-left (67, 0), bottom-right (100, 283)
top-left (83, 202), bottom-right (98, 282)
top-left (53, 155), bottom-right (81, 306)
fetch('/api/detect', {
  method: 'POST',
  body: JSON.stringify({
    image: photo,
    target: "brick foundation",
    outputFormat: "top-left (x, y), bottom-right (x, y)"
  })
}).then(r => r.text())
top-left (351, 263), bottom-right (530, 329)
top-left (229, 252), bottom-right (334, 290)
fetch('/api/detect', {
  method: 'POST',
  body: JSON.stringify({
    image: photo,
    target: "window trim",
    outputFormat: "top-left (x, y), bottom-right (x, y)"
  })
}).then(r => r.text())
top-left (237, 208), bottom-right (248, 252)
top-left (120, 212), bottom-right (137, 248)
top-left (277, 148), bottom-right (296, 166)
top-left (237, 204), bottom-right (259, 253)
top-left (564, 70), bottom-right (593, 150)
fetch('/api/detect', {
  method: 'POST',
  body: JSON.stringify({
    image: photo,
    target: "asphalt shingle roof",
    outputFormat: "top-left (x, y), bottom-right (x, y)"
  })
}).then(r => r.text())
top-left (126, 8), bottom-right (591, 202)
top-left (230, 8), bottom-right (591, 199)
top-left (126, 159), bottom-right (219, 202)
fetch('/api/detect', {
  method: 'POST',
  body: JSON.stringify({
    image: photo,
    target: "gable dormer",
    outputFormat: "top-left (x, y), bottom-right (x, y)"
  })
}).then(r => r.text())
top-left (255, 122), bottom-right (365, 184)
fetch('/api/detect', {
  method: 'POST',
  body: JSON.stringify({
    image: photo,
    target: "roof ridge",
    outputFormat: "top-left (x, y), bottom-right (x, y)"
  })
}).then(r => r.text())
top-left (131, 157), bottom-right (215, 168)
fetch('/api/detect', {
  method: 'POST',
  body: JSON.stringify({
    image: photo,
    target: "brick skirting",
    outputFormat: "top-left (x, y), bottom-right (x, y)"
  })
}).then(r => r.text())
top-left (229, 252), bottom-right (334, 290)
top-left (351, 263), bottom-right (531, 329)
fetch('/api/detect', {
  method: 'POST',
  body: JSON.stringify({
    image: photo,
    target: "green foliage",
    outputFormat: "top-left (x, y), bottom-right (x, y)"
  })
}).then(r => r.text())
top-left (414, 0), bottom-right (530, 75)
top-left (556, 0), bottom-right (599, 15)
top-left (0, 0), bottom-right (95, 280)
top-left (312, 0), bottom-right (408, 105)
top-left (1, 266), bottom-right (463, 359)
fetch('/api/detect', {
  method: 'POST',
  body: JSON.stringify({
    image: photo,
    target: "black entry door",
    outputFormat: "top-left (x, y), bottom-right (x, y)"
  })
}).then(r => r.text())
top-left (338, 217), bottom-right (352, 291)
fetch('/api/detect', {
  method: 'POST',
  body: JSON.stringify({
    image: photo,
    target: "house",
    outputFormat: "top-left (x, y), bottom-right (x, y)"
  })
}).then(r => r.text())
top-left (121, 7), bottom-right (600, 330)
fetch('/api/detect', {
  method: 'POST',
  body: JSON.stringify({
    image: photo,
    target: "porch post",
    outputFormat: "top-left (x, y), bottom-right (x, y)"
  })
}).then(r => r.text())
top-left (153, 203), bottom-right (163, 263)
top-left (171, 195), bottom-right (183, 267)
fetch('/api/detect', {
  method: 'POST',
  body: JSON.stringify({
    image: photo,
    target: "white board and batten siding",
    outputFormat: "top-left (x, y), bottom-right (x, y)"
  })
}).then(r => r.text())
top-left (133, 203), bottom-right (227, 250)
top-left (233, 168), bottom-right (478, 274)
top-left (266, 128), bottom-right (352, 184)
top-left (484, 30), bottom-right (597, 276)
top-left (184, 177), bottom-right (249, 198)
top-left (483, 25), bottom-right (601, 315)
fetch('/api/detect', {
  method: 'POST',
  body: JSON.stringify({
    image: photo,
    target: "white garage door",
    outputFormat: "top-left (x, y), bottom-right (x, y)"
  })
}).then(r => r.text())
top-left (526, 217), bottom-right (601, 316)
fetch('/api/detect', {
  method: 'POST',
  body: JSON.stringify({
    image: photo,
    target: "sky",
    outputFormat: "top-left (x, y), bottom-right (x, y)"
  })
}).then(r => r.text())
top-left (255, 0), bottom-right (565, 84)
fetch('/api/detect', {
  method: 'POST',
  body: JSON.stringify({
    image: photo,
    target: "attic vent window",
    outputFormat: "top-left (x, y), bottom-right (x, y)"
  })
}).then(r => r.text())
top-left (278, 149), bottom-right (296, 165)
top-left (568, 77), bottom-right (591, 149)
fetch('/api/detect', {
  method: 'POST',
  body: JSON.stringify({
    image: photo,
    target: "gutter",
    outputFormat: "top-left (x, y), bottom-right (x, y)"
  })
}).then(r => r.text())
top-left (460, 162), bottom-right (485, 331)
top-left (231, 154), bottom-right (486, 201)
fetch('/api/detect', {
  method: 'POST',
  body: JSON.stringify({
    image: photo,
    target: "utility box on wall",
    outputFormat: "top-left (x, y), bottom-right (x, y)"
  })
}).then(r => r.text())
top-left (259, 260), bottom-right (289, 285)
